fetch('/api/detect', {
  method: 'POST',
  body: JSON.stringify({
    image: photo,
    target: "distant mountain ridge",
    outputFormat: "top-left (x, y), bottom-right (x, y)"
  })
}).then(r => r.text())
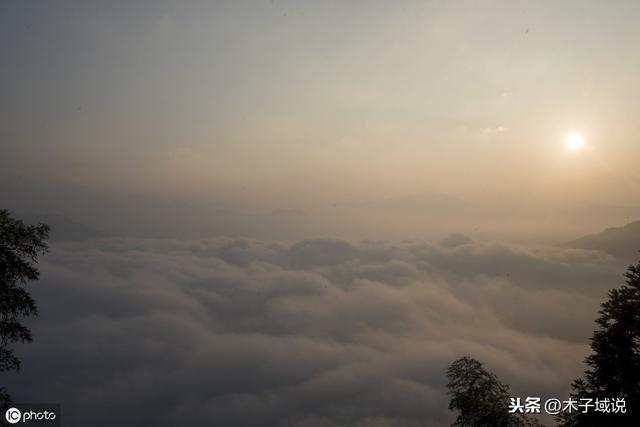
top-left (561, 220), bottom-right (640, 259)
top-left (17, 212), bottom-right (109, 241)
top-left (4, 176), bottom-right (640, 242)
top-left (342, 191), bottom-right (470, 213)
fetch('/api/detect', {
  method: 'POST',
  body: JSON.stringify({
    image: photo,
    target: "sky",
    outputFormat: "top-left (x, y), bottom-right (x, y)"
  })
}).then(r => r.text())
top-left (2, 0), bottom-right (640, 223)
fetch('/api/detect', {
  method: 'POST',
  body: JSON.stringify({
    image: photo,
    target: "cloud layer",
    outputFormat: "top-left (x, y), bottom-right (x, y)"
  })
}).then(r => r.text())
top-left (5, 237), bottom-right (627, 426)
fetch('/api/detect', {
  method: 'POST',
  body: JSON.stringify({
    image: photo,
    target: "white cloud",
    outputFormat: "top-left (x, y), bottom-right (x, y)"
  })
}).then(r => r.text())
top-left (481, 126), bottom-right (509, 134)
top-left (5, 237), bottom-right (626, 426)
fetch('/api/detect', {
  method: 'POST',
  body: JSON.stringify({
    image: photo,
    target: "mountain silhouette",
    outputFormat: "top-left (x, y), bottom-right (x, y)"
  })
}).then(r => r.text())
top-left (560, 220), bottom-right (640, 259)
top-left (17, 212), bottom-right (109, 241)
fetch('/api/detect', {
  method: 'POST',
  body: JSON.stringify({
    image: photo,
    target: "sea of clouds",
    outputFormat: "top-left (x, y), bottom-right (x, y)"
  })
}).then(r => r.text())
top-left (5, 236), bottom-right (629, 426)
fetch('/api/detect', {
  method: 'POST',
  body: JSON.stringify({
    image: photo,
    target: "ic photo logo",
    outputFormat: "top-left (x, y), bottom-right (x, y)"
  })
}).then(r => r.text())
top-left (5, 407), bottom-right (21, 424)
top-left (3, 405), bottom-right (59, 426)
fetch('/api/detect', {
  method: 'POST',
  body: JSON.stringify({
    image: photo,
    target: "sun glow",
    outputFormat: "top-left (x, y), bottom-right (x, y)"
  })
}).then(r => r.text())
top-left (564, 132), bottom-right (585, 151)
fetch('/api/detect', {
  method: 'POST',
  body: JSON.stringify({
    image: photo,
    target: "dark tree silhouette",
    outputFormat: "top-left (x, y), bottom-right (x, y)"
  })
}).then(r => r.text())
top-left (0, 209), bottom-right (49, 409)
top-left (558, 258), bottom-right (640, 427)
top-left (447, 356), bottom-right (544, 427)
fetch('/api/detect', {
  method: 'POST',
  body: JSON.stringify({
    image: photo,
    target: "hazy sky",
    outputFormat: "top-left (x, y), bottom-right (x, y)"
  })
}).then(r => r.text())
top-left (2, 0), bottom-right (640, 211)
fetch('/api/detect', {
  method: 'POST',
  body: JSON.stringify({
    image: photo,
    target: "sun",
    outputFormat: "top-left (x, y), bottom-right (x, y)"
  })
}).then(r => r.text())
top-left (564, 132), bottom-right (585, 151)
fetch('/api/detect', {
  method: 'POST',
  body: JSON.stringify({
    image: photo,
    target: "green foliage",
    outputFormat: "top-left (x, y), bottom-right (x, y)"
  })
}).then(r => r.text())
top-left (558, 259), bottom-right (640, 426)
top-left (446, 356), bottom-right (544, 427)
top-left (0, 209), bottom-right (49, 409)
